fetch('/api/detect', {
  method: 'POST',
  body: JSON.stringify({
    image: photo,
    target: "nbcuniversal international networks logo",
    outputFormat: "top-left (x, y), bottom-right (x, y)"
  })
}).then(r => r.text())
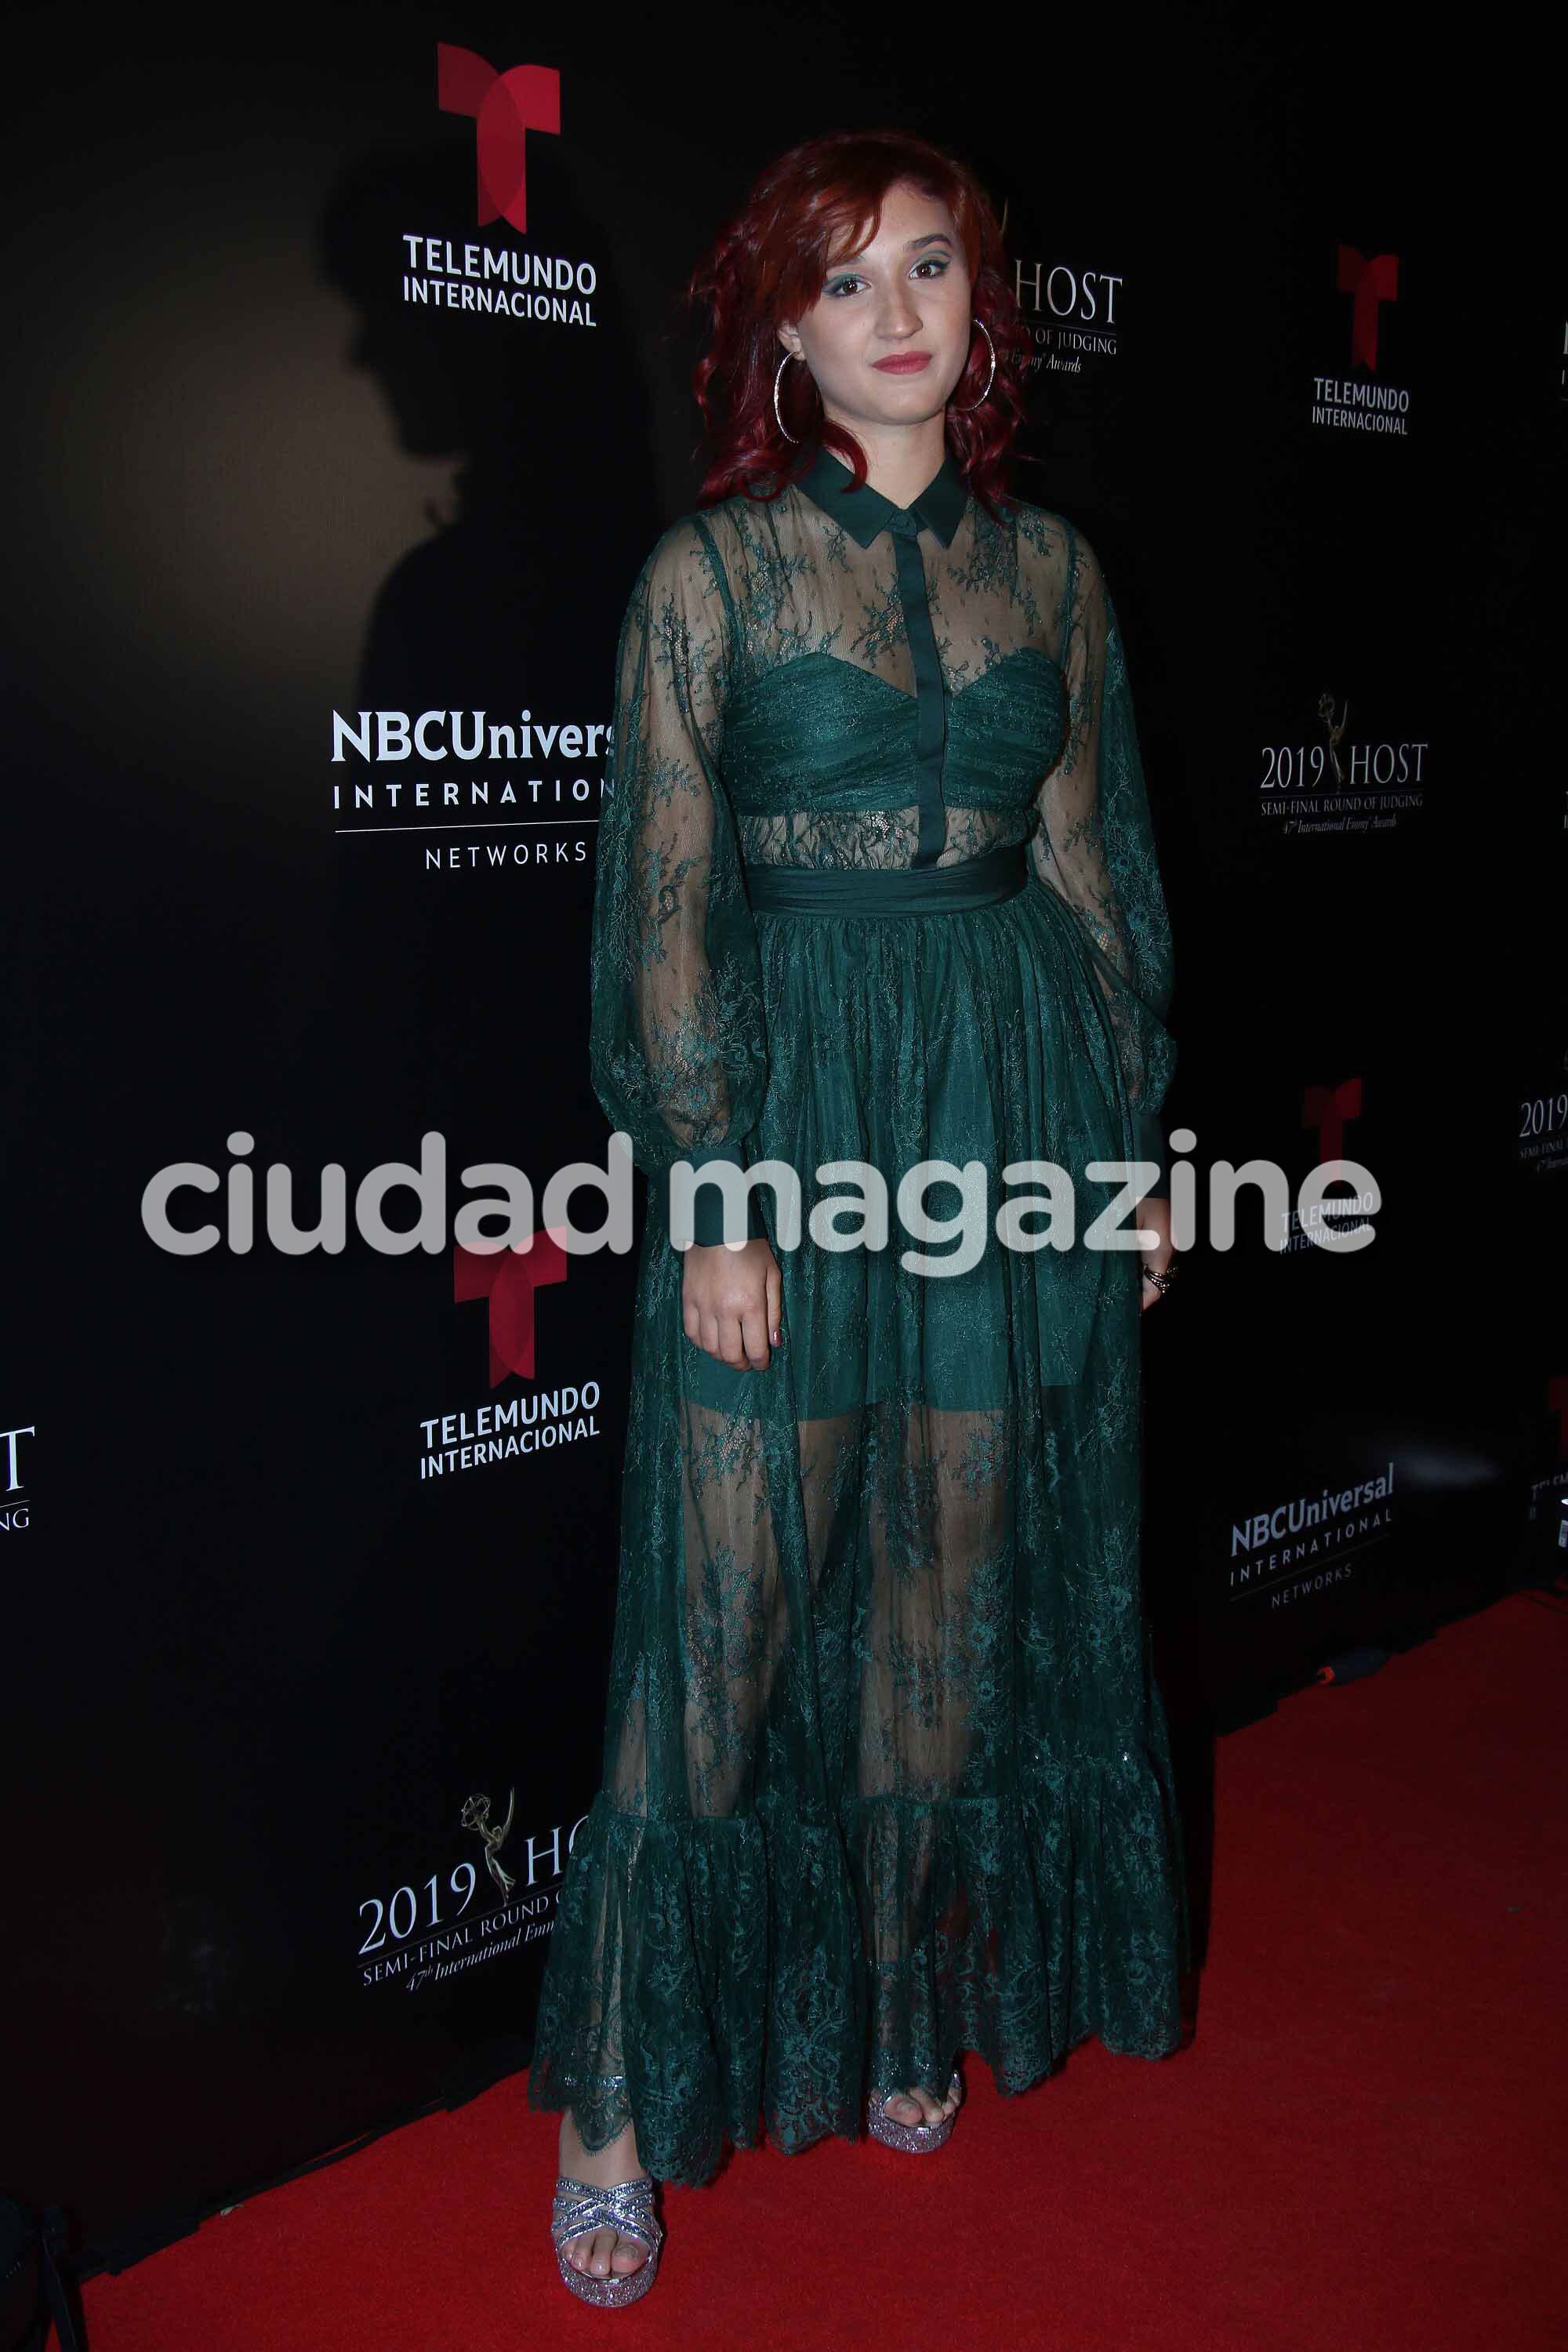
top-left (1228, 1457), bottom-right (1396, 1610)
top-left (328, 704), bottom-right (608, 849)
top-left (397, 43), bottom-right (599, 325)
top-left (1312, 241), bottom-right (1409, 435)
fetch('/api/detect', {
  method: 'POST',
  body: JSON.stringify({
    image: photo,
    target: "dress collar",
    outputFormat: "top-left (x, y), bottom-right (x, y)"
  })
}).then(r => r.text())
top-left (791, 438), bottom-right (968, 549)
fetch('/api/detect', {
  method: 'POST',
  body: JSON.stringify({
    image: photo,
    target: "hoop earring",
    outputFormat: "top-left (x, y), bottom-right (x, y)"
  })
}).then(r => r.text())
top-left (773, 350), bottom-right (800, 445)
top-left (949, 318), bottom-right (996, 413)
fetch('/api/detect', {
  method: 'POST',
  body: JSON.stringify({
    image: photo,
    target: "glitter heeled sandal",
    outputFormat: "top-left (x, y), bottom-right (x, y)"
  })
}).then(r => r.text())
top-left (865, 2065), bottom-right (963, 2154)
top-left (551, 2172), bottom-right (663, 2308)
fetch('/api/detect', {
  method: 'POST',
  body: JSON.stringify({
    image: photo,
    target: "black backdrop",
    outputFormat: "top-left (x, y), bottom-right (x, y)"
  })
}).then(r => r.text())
top-left (3, 0), bottom-right (1561, 2278)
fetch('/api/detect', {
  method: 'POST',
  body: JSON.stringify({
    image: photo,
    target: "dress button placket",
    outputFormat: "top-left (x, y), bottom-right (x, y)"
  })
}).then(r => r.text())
top-left (887, 510), bottom-right (948, 867)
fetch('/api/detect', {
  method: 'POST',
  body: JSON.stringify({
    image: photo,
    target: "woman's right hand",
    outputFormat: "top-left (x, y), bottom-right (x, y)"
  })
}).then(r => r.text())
top-left (681, 1235), bottom-right (782, 1371)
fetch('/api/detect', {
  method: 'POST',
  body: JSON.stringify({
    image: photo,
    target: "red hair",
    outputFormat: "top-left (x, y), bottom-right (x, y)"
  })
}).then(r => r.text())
top-left (686, 130), bottom-right (1031, 519)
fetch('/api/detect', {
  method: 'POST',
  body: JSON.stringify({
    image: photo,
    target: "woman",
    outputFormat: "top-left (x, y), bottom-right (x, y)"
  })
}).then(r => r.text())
top-left (530, 128), bottom-right (1187, 2307)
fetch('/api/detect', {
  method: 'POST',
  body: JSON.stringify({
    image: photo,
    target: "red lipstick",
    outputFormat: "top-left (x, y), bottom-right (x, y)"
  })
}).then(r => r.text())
top-left (872, 351), bottom-right (933, 374)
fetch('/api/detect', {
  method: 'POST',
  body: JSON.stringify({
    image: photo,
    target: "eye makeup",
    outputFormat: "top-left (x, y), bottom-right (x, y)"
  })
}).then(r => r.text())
top-left (824, 254), bottom-right (953, 299)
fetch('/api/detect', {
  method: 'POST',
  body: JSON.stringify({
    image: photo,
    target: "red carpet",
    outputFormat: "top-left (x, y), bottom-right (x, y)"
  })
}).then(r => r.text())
top-left (81, 1592), bottom-right (1565, 2350)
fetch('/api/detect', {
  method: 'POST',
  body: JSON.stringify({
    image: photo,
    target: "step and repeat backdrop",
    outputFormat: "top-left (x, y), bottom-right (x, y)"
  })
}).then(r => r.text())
top-left (4, 0), bottom-right (1560, 2275)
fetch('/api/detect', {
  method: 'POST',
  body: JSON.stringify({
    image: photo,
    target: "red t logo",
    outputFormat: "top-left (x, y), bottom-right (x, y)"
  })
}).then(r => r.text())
top-left (455, 1229), bottom-right (570, 1387)
top-left (1549, 1374), bottom-right (1568, 1463)
top-left (437, 44), bottom-right (561, 234)
top-left (1303, 1076), bottom-right (1363, 1164)
top-left (1336, 246), bottom-right (1399, 373)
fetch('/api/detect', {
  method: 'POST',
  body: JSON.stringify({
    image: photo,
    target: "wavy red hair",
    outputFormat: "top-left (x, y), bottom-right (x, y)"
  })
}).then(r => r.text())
top-left (686, 130), bottom-right (1031, 519)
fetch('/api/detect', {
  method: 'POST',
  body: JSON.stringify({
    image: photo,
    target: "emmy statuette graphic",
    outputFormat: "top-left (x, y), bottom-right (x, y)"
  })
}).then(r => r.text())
top-left (460, 1789), bottom-right (517, 1900)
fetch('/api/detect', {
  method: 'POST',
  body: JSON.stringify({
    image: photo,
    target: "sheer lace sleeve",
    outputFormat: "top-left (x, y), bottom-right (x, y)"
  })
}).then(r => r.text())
top-left (588, 515), bottom-right (769, 1246)
top-left (1029, 527), bottom-right (1177, 1192)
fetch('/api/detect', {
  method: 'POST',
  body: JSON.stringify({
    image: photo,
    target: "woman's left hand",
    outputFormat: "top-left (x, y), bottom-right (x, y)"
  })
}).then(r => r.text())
top-left (1135, 1194), bottom-right (1175, 1312)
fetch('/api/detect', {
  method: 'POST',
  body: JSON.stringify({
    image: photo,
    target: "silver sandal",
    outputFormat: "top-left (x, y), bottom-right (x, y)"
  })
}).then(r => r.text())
top-left (551, 2172), bottom-right (663, 2307)
top-left (865, 2064), bottom-right (963, 2153)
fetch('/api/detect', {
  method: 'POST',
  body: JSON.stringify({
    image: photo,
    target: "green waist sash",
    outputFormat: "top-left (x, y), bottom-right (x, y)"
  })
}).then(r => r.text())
top-left (745, 840), bottom-right (1029, 918)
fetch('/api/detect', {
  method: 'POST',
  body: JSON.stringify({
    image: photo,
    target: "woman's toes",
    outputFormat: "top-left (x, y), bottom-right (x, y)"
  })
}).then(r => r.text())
top-left (589, 2226), bottom-right (617, 2276)
top-left (608, 2233), bottom-right (648, 2274)
top-left (884, 2091), bottom-right (923, 2125)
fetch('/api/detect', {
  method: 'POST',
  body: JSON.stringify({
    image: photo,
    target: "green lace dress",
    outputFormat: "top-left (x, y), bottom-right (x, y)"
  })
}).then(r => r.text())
top-left (527, 437), bottom-right (1189, 2186)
